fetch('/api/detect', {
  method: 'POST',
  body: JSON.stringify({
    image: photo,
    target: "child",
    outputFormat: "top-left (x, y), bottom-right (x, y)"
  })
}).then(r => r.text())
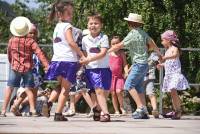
top-left (9, 23), bottom-right (45, 116)
top-left (157, 30), bottom-right (189, 119)
top-left (65, 66), bottom-right (95, 117)
top-left (0, 16), bottom-right (49, 117)
top-left (108, 13), bottom-right (162, 119)
top-left (42, 27), bottom-right (83, 118)
top-left (45, 0), bottom-right (85, 121)
top-left (143, 51), bottom-right (159, 118)
top-left (80, 13), bottom-right (112, 122)
top-left (109, 36), bottom-right (128, 116)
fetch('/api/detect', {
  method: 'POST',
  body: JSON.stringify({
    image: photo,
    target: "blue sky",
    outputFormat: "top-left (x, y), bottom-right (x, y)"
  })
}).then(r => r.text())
top-left (3, 0), bottom-right (40, 9)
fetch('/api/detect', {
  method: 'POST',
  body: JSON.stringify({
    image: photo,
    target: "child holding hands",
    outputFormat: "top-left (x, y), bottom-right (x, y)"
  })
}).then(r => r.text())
top-left (158, 30), bottom-right (189, 119)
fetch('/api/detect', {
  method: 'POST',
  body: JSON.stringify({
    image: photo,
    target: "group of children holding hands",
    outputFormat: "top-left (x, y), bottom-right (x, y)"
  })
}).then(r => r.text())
top-left (0, 0), bottom-right (189, 122)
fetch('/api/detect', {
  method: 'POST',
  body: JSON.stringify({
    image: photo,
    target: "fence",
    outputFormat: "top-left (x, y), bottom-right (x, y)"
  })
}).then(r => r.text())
top-left (0, 43), bottom-right (200, 114)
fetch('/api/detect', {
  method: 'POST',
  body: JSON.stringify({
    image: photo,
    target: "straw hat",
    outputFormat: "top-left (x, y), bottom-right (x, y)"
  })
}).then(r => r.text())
top-left (124, 13), bottom-right (144, 24)
top-left (10, 16), bottom-right (32, 37)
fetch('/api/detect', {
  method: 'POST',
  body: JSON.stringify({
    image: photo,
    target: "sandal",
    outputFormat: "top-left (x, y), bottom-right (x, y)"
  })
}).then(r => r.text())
top-left (152, 110), bottom-right (159, 118)
top-left (100, 114), bottom-right (111, 122)
top-left (92, 106), bottom-right (101, 121)
top-left (0, 111), bottom-right (6, 117)
top-left (54, 113), bottom-right (68, 121)
top-left (10, 105), bottom-right (22, 116)
top-left (171, 110), bottom-right (181, 120)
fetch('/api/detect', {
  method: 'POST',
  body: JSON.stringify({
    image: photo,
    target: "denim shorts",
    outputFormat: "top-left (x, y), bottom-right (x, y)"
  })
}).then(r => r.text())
top-left (7, 69), bottom-right (35, 88)
top-left (124, 63), bottom-right (148, 93)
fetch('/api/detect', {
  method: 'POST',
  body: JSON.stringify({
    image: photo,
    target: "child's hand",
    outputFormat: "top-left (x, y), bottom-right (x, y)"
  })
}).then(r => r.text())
top-left (44, 65), bottom-right (49, 73)
top-left (79, 57), bottom-right (90, 65)
top-left (124, 72), bottom-right (129, 79)
top-left (156, 63), bottom-right (163, 70)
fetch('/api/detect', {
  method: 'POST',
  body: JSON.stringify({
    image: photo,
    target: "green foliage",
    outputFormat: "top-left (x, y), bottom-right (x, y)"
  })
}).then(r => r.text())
top-left (0, 0), bottom-right (200, 114)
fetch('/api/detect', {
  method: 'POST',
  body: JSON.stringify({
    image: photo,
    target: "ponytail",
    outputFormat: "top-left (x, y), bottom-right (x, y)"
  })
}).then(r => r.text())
top-left (48, 1), bottom-right (58, 23)
top-left (48, 0), bottom-right (73, 23)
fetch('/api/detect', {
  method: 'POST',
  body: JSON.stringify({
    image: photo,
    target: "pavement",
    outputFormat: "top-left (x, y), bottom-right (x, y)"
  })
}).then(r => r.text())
top-left (0, 113), bottom-right (200, 134)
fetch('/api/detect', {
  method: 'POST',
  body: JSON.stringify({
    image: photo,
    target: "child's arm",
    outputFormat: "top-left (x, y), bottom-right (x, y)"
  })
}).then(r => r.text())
top-left (162, 47), bottom-right (179, 61)
top-left (121, 51), bottom-right (129, 77)
top-left (156, 63), bottom-right (164, 70)
top-left (65, 28), bottom-right (85, 59)
top-left (108, 42), bottom-right (124, 53)
top-left (147, 39), bottom-right (162, 58)
top-left (80, 48), bottom-right (107, 65)
top-left (32, 41), bottom-right (49, 71)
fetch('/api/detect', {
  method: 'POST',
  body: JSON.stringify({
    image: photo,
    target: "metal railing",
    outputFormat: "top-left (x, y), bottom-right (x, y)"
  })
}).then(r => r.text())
top-left (0, 43), bottom-right (200, 114)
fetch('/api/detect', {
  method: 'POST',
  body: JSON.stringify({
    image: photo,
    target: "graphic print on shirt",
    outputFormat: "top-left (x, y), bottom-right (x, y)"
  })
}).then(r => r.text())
top-left (89, 42), bottom-right (102, 53)
top-left (54, 32), bottom-right (62, 43)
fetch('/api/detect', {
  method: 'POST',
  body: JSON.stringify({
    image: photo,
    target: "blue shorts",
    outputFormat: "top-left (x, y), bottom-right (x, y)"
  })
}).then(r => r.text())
top-left (124, 63), bottom-right (148, 93)
top-left (85, 68), bottom-right (112, 91)
top-left (7, 69), bottom-right (35, 88)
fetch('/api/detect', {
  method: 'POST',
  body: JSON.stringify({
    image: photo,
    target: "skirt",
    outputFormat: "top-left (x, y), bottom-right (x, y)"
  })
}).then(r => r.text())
top-left (162, 73), bottom-right (189, 92)
top-left (45, 61), bottom-right (79, 84)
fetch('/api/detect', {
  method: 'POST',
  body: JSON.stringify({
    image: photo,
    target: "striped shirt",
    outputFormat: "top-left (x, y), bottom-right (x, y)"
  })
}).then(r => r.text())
top-left (7, 36), bottom-right (48, 73)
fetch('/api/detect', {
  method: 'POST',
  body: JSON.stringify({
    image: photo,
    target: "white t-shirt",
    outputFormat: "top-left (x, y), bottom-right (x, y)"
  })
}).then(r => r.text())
top-left (82, 33), bottom-right (110, 69)
top-left (51, 22), bottom-right (78, 62)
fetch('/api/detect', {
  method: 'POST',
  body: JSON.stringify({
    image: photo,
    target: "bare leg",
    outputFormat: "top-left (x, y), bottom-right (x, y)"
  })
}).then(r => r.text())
top-left (95, 88), bottom-right (109, 114)
top-left (148, 95), bottom-right (157, 110)
top-left (111, 91), bottom-right (119, 113)
top-left (25, 88), bottom-right (36, 113)
top-left (55, 78), bottom-right (71, 113)
top-left (1, 86), bottom-right (14, 114)
top-left (129, 89), bottom-right (143, 108)
top-left (90, 92), bottom-right (98, 106)
top-left (82, 92), bottom-right (95, 109)
top-left (116, 91), bottom-right (125, 113)
top-left (48, 89), bottom-right (60, 103)
top-left (170, 89), bottom-right (181, 111)
top-left (69, 95), bottom-right (75, 111)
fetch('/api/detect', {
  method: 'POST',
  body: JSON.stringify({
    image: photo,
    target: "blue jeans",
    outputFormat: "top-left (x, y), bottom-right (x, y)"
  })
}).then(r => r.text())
top-left (7, 69), bottom-right (35, 88)
top-left (124, 63), bottom-right (148, 93)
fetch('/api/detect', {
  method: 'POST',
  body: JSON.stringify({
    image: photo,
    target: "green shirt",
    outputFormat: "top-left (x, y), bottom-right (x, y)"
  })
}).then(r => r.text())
top-left (122, 28), bottom-right (151, 64)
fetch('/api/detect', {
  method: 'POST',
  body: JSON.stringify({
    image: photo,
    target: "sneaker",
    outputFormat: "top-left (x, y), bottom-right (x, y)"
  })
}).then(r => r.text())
top-left (10, 105), bottom-right (22, 116)
top-left (114, 111), bottom-right (120, 117)
top-left (162, 111), bottom-right (175, 118)
top-left (121, 109), bottom-right (127, 115)
top-left (29, 111), bottom-right (41, 117)
top-left (152, 110), bottom-right (159, 118)
top-left (171, 110), bottom-right (181, 120)
top-left (132, 108), bottom-right (149, 119)
top-left (86, 109), bottom-right (94, 118)
top-left (64, 109), bottom-right (76, 117)
top-left (0, 111), bottom-right (6, 117)
top-left (54, 113), bottom-right (68, 121)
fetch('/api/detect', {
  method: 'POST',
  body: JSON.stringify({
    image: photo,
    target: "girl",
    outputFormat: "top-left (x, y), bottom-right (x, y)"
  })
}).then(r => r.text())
top-left (45, 0), bottom-right (85, 121)
top-left (80, 13), bottom-right (111, 122)
top-left (109, 36), bottom-right (128, 116)
top-left (157, 30), bottom-right (189, 119)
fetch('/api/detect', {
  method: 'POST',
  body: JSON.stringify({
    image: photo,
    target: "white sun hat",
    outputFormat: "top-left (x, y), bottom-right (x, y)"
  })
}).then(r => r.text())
top-left (10, 16), bottom-right (32, 37)
top-left (124, 13), bottom-right (144, 24)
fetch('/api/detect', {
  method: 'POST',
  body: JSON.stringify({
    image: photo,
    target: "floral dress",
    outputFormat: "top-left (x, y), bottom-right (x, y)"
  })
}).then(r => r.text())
top-left (162, 58), bottom-right (189, 92)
